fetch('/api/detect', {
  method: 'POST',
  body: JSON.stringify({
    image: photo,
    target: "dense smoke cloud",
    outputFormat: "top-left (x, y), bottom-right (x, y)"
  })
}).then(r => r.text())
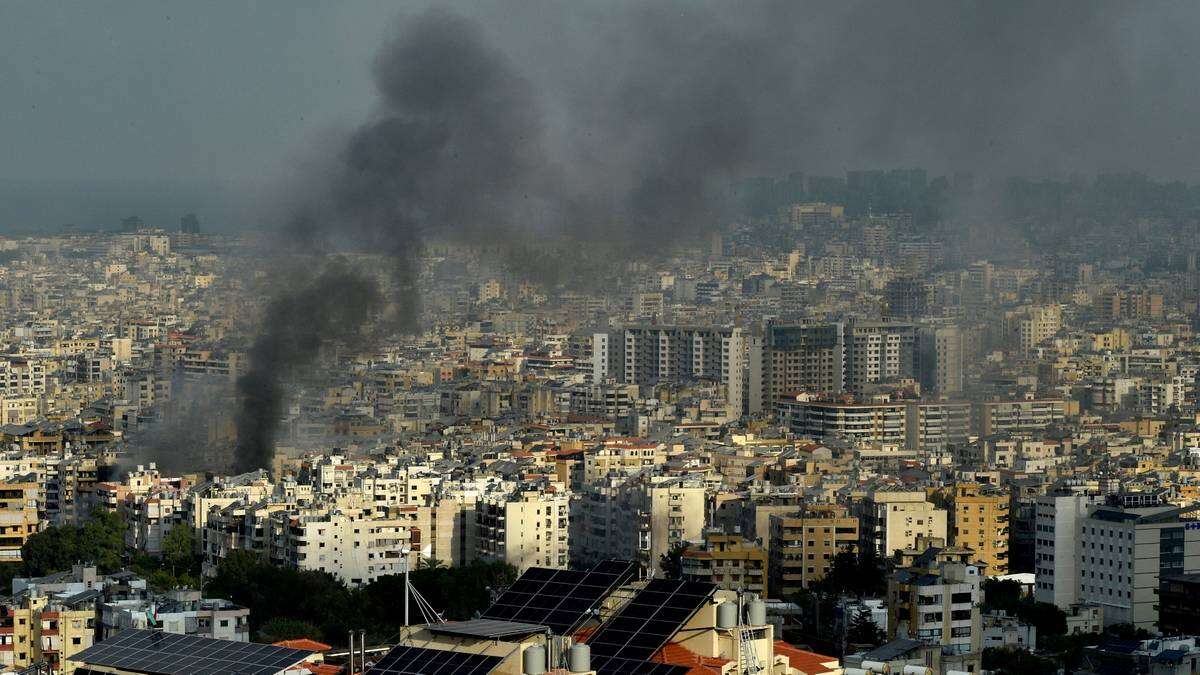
top-left (235, 1), bottom-right (1200, 470)
top-left (518, 0), bottom-right (1197, 183)
top-left (235, 262), bottom-right (381, 472)
top-left (235, 8), bottom-right (550, 471)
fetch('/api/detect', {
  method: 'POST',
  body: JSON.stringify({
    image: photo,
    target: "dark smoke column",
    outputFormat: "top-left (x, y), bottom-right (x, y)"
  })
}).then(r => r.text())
top-left (233, 8), bottom-right (550, 472)
top-left (234, 264), bottom-right (381, 473)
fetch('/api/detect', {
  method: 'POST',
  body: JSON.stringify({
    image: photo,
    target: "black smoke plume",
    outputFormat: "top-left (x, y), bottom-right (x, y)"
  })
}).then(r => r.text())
top-left (234, 8), bottom-right (550, 471)
top-left (234, 262), bottom-right (381, 472)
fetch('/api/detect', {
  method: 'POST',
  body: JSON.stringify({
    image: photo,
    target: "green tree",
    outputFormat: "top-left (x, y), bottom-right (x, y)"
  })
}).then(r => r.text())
top-left (982, 647), bottom-right (1057, 675)
top-left (418, 556), bottom-right (445, 570)
top-left (258, 617), bottom-right (321, 643)
top-left (207, 551), bottom-right (362, 645)
top-left (20, 509), bottom-right (125, 576)
top-left (659, 543), bottom-right (689, 580)
top-left (982, 578), bottom-right (1023, 612)
top-left (815, 546), bottom-right (886, 597)
top-left (161, 525), bottom-right (197, 576)
top-left (845, 606), bottom-right (885, 647)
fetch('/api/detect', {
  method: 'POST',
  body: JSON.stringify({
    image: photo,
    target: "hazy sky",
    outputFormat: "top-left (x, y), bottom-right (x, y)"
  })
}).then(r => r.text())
top-left (4, 1), bottom-right (1200, 230)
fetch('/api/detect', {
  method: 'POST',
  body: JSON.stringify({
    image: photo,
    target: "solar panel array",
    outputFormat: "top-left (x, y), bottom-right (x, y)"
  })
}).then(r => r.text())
top-left (479, 559), bottom-right (637, 634)
top-left (590, 654), bottom-right (693, 675)
top-left (587, 579), bottom-right (716, 662)
top-left (71, 629), bottom-right (314, 675)
top-left (365, 645), bottom-right (503, 675)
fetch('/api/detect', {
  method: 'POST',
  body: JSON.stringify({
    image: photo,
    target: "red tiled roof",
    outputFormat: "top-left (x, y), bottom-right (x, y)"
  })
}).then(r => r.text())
top-left (272, 638), bottom-right (331, 652)
top-left (772, 641), bottom-right (838, 675)
top-left (652, 643), bottom-right (731, 675)
top-left (300, 663), bottom-right (342, 675)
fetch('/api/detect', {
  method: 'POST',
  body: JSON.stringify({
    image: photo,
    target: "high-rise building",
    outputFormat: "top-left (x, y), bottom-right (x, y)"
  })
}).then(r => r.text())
top-left (948, 483), bottom-right (1011, 575)
top-left (916, 323), bottom-right (963, 397)
top-left (859, 489), bottom-right (949, 558)
top-left (763, 322), bottom-right (845, 400)
top-left (1075, 494), bottom-right (1200, 630)
top-left (768, 507), bottom-right (859, 597)
top-left (844, 321), bottom-right (916, 393)
top-left (476, 482), bottom-right (571, 572)
top-left (1035, 486), bottom-right (1107, 609)
top-left (884, 277), bottom-right (929, 319)
top-left (614, 325), bottom-right (749, 416)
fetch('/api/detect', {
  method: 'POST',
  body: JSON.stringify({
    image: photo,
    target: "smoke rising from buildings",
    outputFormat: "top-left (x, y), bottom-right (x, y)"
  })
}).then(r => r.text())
top-left (234, 8), bottom-right (552, 471)
top-left (234, 1), bottom-right (1200, 470)
top-left (234, 262), bottom-right (382, 472)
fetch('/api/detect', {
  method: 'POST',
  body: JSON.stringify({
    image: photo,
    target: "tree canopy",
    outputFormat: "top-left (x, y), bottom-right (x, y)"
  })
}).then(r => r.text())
top-left (20, 509), bottom-right (125, 577)
top-left (206, 552), bottom-right (517, 645)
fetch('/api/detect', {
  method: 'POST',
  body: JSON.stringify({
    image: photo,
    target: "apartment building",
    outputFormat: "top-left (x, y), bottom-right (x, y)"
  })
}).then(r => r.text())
top-left (0, 478), bottom-right (40, 564)
top-left (858, 489), bottom-right (949, 557)
top-left (1033, 486), bottom-right (1105, 609)
top-left (844, 321), bottom-right (916, 393)
top-left (573, 475), bottom-right (705, 574)
top-left (972, 399), bottom-right (1069, 436)
top-left (1076, 495), bottom-right (1200, 630)
top-left (270, 506), bottom-right (419, 587)
top-left (0, 594), bottom-right (95, 673)
top-left (681, 531), bottom-right (769, 596)
top-left (888, 548), bottom-right (984, 672)
top-left (476, 482), bottom-right (571, 572)
top-left (778, 398), bottom-right (907, 447)
top-left (582, 440), bottom-right (666, 483)
top-left (778, 397), bottom-right (971, 450)
top-left (763, 322), bottom-right (846, 399)
top-left (915, 323), bottom-right (963, 397)
top-left (611, 325), bottom-right (748, 416)
top-left (948, 483), bottom-right (1011, 575)
top-left (768, 507), bottom-right (859, 597)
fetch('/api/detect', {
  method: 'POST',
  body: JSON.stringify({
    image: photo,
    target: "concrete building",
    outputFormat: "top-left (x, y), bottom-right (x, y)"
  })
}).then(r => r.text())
top-left (888, 547), bottom-right (983, 672)
top-left (681, 531), bottom-right (769, 596)
top-left (476, 482), bottom-right (571, 572)
top-left (1034, 486), bottom-right (1105, 609)
top-left (916, 323), bottom-right (963, 397)
top-left (948, 483), bottom-right (1011, 575)
top-left (573, 475), bottom-right (705, 575)
top-left (859, 489), bottom-right (949, 558)
top-left (0, 478), bottom-right (40, 564)
top-left (768, 507), bottom-right (859, 597)
top-left (1076, 494), bottom-right (1200, 630)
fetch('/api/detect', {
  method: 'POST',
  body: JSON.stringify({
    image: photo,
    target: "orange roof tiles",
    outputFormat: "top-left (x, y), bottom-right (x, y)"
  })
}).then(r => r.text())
top-left (772, 641), bottom-right (838, 675)
top-left (652, 643), bottom-right (731, 675)
top-left (272, 638), bottom-right (331, 652)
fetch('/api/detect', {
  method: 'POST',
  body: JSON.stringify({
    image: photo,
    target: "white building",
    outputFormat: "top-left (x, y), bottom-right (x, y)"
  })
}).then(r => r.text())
top-left (1076, 495), bottom-right (1200, 630)
top-left (1034, 487), bottom-right (1105, 609)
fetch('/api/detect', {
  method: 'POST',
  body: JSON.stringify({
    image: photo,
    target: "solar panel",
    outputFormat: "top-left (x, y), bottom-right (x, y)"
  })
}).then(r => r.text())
top-left (480, 560), bottom-right (637, 635)
top-left (365, 644), bottom-right (503, 675)
top-left (591, 655), bottom-right (692, 675)
top-left (586, 579), bottom-right (716, 662)
top-left (71, 629), bottom-right (314, 675)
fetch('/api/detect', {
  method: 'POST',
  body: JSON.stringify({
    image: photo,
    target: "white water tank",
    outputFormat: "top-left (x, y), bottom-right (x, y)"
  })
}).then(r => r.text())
top-left (716, 601), bottom-right (738, 628)
top-left (860, 660), bottom-right (890, 673)
top-left (746, 599), bottom-right (766, 626)
top-left (523, 645), bottom-right (546, 675)
top-left (568, 643), bottom-right (591, 673)
top-left (901, 666), bottom-right (932, 675)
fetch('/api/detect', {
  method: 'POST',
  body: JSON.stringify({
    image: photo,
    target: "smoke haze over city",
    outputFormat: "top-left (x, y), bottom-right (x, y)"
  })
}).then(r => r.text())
top-left (3, 1), bottom-right (1200, 230)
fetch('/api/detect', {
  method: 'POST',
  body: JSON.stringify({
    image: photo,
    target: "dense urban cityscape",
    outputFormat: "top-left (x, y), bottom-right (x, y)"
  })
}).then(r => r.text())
top-left (8, 2), bottom-right (1200, 675)
top-left (0, 167), bottom-right (1197, 674)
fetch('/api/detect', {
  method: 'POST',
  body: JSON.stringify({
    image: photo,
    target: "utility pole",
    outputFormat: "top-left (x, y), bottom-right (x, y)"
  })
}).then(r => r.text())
top-left (360, 629), bottom-right (367, 671)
